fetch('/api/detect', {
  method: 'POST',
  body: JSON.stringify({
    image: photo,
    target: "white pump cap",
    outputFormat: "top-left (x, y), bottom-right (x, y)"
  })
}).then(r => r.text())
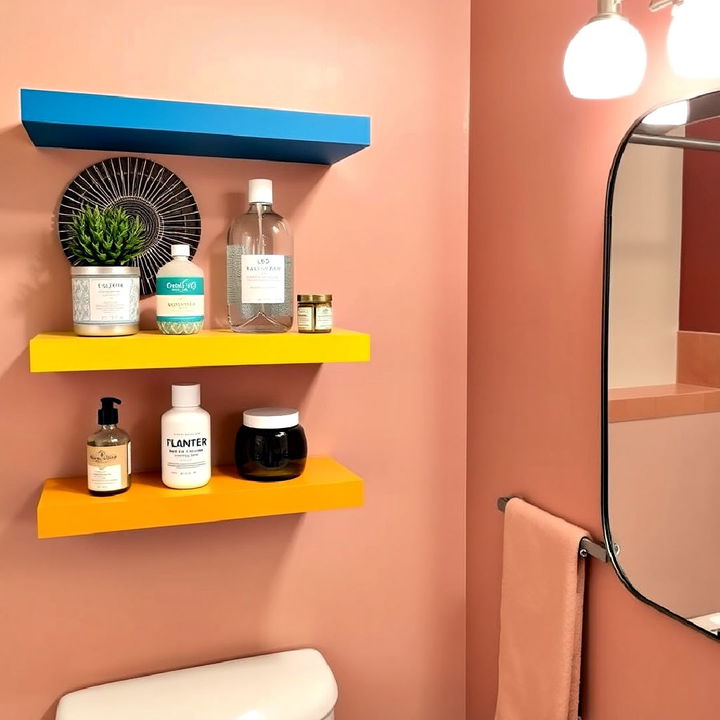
top-left (171, 244), bottom-right (191, 257)
top-left (243, 407), bottom-right (300, 429)
top-left (248, 178), bottom-right (273, 204)
top-left (172, 383), bottom-right (201, 408)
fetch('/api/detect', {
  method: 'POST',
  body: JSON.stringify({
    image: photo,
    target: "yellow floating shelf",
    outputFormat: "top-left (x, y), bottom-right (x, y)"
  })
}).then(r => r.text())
top-left (37, 456), bottom-right (363, 538)
top-left (29, 328), bottom-right (370, 373)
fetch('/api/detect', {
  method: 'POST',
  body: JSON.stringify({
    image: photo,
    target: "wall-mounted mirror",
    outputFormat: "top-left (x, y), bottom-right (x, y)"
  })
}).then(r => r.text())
top-left (604, 90), bottom-right (720, 640)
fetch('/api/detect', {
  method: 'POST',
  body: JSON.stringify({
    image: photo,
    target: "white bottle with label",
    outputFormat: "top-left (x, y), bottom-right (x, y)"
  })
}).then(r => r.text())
top-left (156, 244), bottom-right (205, 335)
top-left (161, 384), bottom-right (211, 489)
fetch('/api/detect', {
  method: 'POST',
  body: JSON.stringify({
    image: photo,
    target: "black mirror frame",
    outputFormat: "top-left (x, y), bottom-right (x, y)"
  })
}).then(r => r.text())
top-left (601, 90), bottom-right (720, 643)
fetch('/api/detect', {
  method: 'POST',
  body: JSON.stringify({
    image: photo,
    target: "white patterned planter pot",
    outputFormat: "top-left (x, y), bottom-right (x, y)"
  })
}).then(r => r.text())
top-left (71, 266), bottom-right (140, 337)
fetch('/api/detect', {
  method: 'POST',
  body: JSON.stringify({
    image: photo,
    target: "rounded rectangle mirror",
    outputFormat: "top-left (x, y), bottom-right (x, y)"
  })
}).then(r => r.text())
top-left (604, 89), bottom-right (720, 640)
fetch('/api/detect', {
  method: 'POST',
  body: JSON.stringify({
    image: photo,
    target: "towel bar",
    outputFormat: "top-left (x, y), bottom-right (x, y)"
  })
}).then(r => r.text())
top-left (497, 496), bottom-right (609, 563)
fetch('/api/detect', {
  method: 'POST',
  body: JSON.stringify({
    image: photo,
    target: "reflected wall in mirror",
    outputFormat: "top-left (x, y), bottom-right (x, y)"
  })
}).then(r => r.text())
top-left (605, 90), bottom-right (720, 640)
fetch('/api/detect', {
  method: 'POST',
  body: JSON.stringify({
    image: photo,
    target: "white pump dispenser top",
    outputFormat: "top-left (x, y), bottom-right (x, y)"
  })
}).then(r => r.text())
top-left (248, 178), bottom-right (273, 204)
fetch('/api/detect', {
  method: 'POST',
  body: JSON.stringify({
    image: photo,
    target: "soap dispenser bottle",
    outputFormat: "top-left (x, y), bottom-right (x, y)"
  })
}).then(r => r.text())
top-left (87, 397), bottom-right (132, 497)
top-left (226, 179), bottom-right (294, 333)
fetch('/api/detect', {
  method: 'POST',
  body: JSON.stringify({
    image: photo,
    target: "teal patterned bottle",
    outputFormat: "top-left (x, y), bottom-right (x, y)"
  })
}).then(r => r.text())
top-left (156, 245), bottom-right (204, 334)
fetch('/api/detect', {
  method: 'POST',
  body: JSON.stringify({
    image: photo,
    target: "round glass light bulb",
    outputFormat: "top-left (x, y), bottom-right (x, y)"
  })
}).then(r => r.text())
top-left (667, 0), bottom-right (720, 79)
top-left (564, 15), bottom-right (647, 100)
top-left (642, 100), bottom-right (689, 127)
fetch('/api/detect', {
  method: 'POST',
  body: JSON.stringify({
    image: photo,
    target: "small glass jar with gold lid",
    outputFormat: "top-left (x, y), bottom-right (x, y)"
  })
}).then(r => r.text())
top-left (312, 294), bottom-right (332, 333)
top-left (297, 294), bottom-right (333, 333)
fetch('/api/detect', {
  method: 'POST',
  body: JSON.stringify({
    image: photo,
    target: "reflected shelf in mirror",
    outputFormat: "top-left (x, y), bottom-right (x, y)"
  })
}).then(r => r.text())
top-left (608, 383), bottom-right (720, 423)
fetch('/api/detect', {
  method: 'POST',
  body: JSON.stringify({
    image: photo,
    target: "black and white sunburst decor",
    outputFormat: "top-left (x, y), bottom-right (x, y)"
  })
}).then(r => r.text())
top-left (58, 156), bottom-right (201, 296)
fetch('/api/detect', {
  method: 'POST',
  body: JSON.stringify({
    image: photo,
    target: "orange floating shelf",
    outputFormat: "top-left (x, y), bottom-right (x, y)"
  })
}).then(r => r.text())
top-left (37, 456), bottom-right (363, 538)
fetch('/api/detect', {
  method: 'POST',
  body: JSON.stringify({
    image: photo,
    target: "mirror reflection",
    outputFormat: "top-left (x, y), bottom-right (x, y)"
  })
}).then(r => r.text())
top-left (607, 91), bottom-right (720, 638)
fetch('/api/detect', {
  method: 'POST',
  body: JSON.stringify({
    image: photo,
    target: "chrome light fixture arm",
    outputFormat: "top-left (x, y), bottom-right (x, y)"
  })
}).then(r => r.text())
top-left (649, 0), bottom-right (683, 11)
top-left (598, 0), bottom-right (622, 14)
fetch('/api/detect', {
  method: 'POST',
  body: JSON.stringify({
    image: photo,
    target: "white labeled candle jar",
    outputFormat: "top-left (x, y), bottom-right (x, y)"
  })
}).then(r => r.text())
top-left (71, 266), bottom-right (140, 337)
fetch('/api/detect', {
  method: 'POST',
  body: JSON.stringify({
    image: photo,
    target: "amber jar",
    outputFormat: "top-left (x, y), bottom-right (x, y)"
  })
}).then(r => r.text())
top-left (313, 294), bottom-right (333, 333)
top-left (296, 294), bottom-right (333, 333)
top-left (297, 294), bottom-right (316, 333)
top-left (235, 408), bottom-right (307, 481)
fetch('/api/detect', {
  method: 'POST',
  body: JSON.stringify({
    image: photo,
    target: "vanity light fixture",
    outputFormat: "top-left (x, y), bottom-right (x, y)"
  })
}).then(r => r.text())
top-left (661, 0), bottom-right (720, 78)
top-left (563, 0), bottom-right (647, 99)
top-left (565, 0), bottom-right (720, 99)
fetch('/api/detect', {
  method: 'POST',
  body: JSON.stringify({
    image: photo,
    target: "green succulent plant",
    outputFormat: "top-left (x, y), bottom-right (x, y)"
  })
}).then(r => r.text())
top-left (67, 205), bottom-right (145, 266)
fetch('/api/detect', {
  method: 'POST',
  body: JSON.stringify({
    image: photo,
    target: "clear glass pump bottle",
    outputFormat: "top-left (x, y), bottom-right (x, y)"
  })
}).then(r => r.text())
top-left (226, 179), bottom-right (294, 333)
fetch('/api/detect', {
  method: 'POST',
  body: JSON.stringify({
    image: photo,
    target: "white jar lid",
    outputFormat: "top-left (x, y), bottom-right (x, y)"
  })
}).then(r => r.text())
top-left (243, 407), bottom-right (299, 429)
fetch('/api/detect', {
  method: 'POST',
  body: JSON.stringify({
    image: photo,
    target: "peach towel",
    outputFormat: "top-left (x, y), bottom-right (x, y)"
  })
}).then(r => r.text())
top-left (494, 498), bottom-right (588, 720)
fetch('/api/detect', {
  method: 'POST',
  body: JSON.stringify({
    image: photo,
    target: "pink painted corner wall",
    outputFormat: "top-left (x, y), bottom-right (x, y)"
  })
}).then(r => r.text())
top-left (0, 1), bottom-right (469, 717)
top-left (468, 1), bottom-right (719, 718)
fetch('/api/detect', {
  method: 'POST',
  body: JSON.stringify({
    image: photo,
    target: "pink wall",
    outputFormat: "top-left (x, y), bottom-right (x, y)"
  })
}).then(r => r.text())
top-left (0, 1), bottom-right (469, 717)
top-left (609, 413), bottom-right (720, 619)
top-left (468, 1), bottom-right (719, 718)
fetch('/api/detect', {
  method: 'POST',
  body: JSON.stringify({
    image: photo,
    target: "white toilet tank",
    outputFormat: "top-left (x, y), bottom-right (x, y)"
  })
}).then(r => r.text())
top-left (56, 648), bottom-right (337, 720)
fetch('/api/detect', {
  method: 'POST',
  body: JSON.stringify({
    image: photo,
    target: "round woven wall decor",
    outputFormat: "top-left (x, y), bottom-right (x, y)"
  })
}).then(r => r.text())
top-left (58, 156), bottom-right (201, 296)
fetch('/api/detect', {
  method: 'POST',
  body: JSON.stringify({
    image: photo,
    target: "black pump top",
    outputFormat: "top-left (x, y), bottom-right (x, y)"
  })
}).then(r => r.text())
top-left (98, 397), bottom-right (121, 426)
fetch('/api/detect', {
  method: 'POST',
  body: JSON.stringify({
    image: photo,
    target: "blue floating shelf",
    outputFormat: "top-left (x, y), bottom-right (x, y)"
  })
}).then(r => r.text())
top-left (20, 89), bottom-right (370, 165)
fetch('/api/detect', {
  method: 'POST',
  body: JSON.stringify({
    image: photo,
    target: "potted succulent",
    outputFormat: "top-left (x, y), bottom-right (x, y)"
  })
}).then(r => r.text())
top-left (67, 205), bottom-right (145, 337)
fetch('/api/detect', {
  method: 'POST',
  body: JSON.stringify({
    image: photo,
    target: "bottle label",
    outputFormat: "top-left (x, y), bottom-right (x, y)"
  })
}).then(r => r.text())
top-left (156, 277), bottom-right (205, 322)
top-left (162, 430), bottom-right (211, 484)
top-left (87, 445), bottom-right (129, 492)
top-left (240, 255), bottom-right (286, 304)
top-left (297, 306), bottom-right (314, 331)
top-left (315, 305), bottom-right (333, 331)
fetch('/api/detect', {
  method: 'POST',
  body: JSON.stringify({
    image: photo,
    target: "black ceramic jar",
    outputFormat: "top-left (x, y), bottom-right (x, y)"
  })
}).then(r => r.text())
top-left (235, 408), bottom-right (308, 481)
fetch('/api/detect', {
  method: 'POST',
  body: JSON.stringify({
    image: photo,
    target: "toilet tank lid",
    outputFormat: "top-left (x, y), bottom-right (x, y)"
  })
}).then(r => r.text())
top-left (56, 648), bottom-right (338, 720)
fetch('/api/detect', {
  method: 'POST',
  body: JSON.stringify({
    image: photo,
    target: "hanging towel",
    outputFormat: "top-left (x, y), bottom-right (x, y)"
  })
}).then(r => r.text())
top-left (494, 498), bottom-right (588, 720)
